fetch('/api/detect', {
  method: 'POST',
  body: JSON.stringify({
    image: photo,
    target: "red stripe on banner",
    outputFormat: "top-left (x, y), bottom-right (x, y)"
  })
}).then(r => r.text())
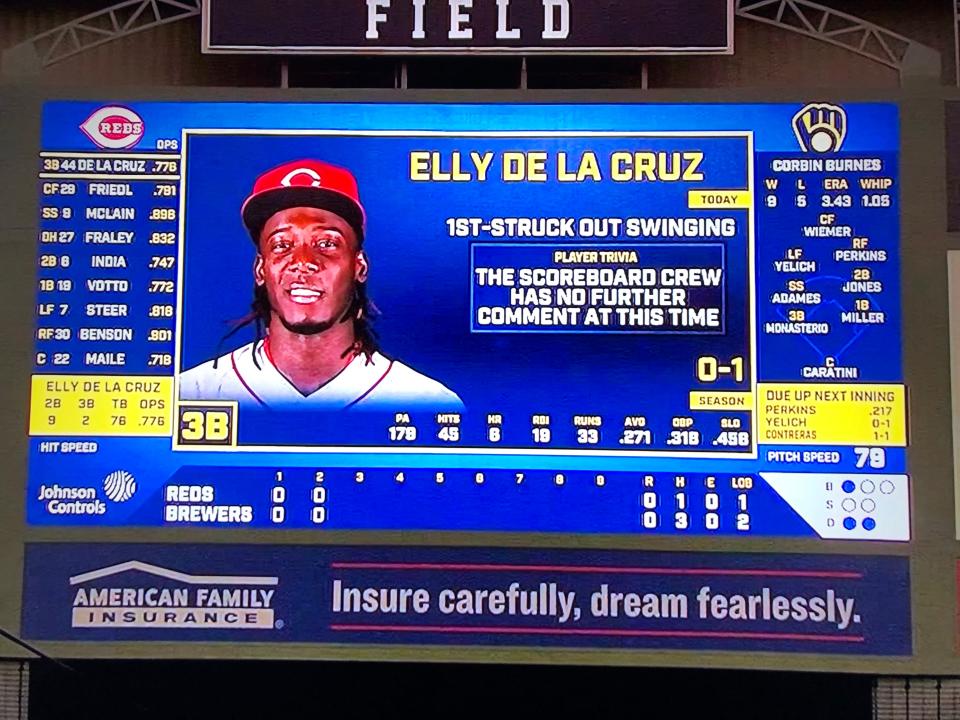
top-left (330, 624), bottom-right (865, 643)
top-left (329, 563), bottom-right (863, 579)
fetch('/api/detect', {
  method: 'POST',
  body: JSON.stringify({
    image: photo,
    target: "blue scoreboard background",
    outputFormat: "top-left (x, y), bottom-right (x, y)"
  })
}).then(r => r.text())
top-left (27, 101), bottom-right (906, 540)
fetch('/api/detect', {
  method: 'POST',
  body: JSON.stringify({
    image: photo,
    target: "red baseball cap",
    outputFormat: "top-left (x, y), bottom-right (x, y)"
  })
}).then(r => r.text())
top-left (241, 159), bottom-right (367, 244)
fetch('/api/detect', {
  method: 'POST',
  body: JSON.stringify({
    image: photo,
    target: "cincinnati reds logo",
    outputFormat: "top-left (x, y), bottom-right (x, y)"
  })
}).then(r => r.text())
top-left (281, 167), bottom-right (322, 188)
top-left (80, 106), bottom-right (145, 150)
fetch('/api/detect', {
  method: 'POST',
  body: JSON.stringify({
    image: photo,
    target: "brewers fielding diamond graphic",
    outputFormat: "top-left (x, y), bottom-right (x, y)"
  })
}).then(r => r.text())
top-left (102, 470), bottom-right (137, 503)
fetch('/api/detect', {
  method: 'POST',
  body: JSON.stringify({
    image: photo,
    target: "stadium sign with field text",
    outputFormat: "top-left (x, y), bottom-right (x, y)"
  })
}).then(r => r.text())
top-left (202, 0), bottom-right (734, 55)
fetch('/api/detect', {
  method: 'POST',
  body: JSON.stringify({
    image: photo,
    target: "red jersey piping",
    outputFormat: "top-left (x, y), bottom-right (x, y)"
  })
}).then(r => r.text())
top-left (231, 349), bottom-right (267, 407)
top-left (345, 360), bottom-right (394, 409)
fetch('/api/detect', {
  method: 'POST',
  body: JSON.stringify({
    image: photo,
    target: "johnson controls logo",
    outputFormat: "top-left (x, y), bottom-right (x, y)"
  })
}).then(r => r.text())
top-left (102, 470), bottom-right (137, 503)
top-left (36, 470), bottom-right (136, 516)
top-left (80, 106), bottom-right (145, 149)
top-left (70, 561), bottom-right (278, 630)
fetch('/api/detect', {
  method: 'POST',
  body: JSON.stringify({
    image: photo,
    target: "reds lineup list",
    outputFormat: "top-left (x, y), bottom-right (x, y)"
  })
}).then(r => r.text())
top-left (25, 101), bottom-right (907, 540)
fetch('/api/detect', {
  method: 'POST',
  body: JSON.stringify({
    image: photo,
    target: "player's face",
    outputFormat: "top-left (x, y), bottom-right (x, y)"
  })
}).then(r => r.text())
top-left (255, 206), bottom-right (368, 335)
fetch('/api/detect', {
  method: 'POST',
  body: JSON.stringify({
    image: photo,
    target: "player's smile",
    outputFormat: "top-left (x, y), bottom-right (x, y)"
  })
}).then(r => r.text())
top-left (286, 282), bottom-right (325, 304)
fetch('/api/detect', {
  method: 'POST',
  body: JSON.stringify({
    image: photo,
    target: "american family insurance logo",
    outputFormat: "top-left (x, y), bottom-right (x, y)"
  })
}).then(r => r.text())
top-left (69, 561), bottom-right (278, 629)
top-left (79, 105), bottom-right (145, 149)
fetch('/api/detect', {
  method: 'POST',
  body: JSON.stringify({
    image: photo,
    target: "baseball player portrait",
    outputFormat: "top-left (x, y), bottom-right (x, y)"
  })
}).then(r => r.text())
top-left (179, 158), bottom-right (463, 410)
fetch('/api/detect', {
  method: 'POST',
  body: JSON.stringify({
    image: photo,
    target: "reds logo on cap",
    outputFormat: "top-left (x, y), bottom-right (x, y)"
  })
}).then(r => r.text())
top-left (280, 167), bottom-right (323, 188)
top-left (80, 106), bottom-right (145, 150)
top-left (241, 159), bottom-right (367, 243)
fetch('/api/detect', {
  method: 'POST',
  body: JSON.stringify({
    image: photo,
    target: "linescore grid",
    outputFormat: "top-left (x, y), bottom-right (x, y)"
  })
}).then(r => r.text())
top-left (27, 101), bottom-right (908, 540)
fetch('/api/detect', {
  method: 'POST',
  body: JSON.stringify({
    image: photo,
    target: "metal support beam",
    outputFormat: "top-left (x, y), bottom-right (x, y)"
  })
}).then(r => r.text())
top-left (955, 0), bottom-right (960, 85)
top-left (395, 61), bottom-right (408, 89)
top-left (736, 0), bottom-right (940, 82)
top-left (2, 0), bottom-right (201, 76)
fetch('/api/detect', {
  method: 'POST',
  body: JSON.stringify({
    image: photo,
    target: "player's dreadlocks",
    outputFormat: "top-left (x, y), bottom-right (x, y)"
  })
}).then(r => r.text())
top-left (213, 268), bottom-right (380, 371)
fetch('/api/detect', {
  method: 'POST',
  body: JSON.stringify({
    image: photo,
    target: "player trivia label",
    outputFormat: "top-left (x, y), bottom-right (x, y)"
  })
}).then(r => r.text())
top-left (28, 101), bottom-right (905, 538)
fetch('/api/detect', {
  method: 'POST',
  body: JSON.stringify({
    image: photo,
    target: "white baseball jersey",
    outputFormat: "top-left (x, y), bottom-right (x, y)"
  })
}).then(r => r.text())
top-left (179, 340), bottom-right (463, 411)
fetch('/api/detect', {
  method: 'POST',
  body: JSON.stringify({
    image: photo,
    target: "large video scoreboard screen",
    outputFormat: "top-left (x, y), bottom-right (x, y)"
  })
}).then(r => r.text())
top-left (12, 98), bottom-right (923, 658)
top-left (26, 101), bottom-right (905, 539)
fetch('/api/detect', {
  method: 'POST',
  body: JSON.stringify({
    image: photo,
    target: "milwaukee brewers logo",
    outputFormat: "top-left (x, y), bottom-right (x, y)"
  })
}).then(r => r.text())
top-left (792, 103), bottom-right (847, 154)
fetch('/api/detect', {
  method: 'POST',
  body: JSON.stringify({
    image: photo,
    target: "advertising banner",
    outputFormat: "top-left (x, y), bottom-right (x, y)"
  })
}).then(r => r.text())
top-left (22, 544), bottom-right (911, 655)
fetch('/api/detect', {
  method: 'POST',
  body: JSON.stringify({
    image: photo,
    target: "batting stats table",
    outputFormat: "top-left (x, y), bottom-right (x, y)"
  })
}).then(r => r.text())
top-left (27, 101), bottom-right (906, 539)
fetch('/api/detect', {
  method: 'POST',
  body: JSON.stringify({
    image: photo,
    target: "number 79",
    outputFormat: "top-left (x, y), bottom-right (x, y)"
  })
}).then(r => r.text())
top-left (854, 447), bottom-right (886, 469)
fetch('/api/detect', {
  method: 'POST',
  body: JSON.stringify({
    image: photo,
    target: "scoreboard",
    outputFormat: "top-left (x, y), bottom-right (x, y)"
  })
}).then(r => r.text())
top-left (26, 100), bottom-right (907, 539)
top-left (6, 93), bottom-right (943, 664)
